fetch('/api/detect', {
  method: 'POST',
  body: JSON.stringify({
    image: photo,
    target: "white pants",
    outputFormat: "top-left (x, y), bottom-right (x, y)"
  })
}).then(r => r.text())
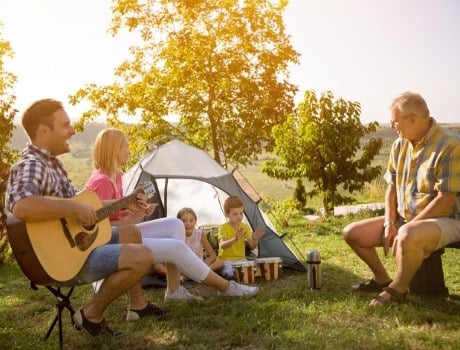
top-left (139, 217), bottom-right (210, 283)
top-left (93, 218), bottom-right (211, 292)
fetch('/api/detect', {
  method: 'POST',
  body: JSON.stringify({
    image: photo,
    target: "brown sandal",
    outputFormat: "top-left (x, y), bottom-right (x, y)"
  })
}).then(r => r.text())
top-left (371, 286), bottom-right (407, 306)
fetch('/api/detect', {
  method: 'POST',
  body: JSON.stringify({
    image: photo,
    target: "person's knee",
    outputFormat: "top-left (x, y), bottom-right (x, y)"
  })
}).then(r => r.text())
top-left (121, 244), bottom-right (153, 274)
top-left (119, 225), bottom-right (142, 244)
top-left (396, 226), bottom-right (416, 249)
top-left (169, 238), bottom-right (187, 251)
top-left (342, 223), bottom-right (356, 243)
top-left (170, 218), bottom-right (185, 239)
top-left (396, 225), bottom-right (424, 254)
top-left (137, 246), bottom-right (153, 271)
top-left (343, 220), bottom-right (379, 245)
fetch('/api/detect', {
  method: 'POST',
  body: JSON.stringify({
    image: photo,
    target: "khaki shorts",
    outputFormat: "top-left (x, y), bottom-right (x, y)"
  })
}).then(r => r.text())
top-left (426, 217), bottom-right (460, 250)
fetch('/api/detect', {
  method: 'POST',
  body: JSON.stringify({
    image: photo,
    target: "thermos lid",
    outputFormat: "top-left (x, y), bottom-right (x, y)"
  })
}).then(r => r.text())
top-left (307, 249), bottom-right (320, 260)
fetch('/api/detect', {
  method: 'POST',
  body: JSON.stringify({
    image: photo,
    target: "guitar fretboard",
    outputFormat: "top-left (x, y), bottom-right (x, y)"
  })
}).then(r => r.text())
top-left (95, 192), bottom-right (137, 222)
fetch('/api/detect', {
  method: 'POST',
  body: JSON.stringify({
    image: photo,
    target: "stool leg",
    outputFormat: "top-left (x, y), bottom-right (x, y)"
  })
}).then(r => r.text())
top-left (43, 286), bottom-right (75, 349)
top-left (58, 303), bottom-right (64, 349)
top-left (44, 314), bottom-right (59, 341)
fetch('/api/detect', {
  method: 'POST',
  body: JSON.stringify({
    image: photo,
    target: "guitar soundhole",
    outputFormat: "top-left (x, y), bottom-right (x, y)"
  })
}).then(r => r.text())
top-left (75, 228), bottom-right (99, 251)
top-left (83, 224), bottom-right (96, 232)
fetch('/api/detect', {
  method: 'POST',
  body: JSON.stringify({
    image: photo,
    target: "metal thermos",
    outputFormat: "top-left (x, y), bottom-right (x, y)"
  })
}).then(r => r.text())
top-left (307, 249), bottom-right (321, 289)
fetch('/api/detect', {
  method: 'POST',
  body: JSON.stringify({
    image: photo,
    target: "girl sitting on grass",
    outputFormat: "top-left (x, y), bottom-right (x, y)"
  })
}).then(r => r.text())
top-left (177, 207), bottom-right (224, 277)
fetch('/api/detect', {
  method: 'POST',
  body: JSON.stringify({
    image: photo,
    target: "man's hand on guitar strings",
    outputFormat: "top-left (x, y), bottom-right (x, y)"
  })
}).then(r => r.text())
top-left (73, 201), bottom-right (97, 226)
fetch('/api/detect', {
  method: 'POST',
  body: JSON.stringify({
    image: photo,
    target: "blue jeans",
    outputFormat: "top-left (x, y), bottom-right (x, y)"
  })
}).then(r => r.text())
top-left (62, 227), bottom-right (121, 286)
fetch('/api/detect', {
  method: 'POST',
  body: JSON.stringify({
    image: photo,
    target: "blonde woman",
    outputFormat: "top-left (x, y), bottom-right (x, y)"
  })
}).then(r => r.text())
top-left (85, 128), bottom-right (259, 305)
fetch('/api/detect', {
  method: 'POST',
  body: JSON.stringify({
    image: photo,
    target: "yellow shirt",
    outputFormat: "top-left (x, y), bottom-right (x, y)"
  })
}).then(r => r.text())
top-left (384, 120), bottom-right (460, 221)
top-left (217, 222), bottom-right (252, 260)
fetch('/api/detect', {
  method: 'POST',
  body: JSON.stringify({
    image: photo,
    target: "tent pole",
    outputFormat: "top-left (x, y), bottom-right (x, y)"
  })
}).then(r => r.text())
top-left (267, 207), bottom-right (307, 269)
top-left (284, 235), bottom-right (307, 269)
top-left (163, 178), bottom-right (168, 216)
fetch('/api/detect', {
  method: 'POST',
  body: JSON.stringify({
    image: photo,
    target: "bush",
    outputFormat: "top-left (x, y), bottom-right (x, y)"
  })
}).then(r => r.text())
top-left (262, 196), bottom-right (298, 228)
top-left (293, 178), bottom-right (307, 210)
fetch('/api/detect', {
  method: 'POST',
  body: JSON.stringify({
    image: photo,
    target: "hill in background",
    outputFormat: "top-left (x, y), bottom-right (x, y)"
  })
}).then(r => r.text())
top-left (9, 123), bottom-right (459, 206)
top-left (11, 122), bottom-right (459, 151)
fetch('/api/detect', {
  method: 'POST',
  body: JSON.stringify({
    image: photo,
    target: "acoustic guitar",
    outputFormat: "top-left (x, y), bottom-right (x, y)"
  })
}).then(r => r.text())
top-left (7, 182), bottom-right (155, 285)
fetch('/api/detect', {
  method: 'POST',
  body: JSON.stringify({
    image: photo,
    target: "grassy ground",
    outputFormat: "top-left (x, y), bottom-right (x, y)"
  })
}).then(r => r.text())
top-left (1, 212), bottom-right (459, 350)
top-left (3, 127), bottom-right (459, 349)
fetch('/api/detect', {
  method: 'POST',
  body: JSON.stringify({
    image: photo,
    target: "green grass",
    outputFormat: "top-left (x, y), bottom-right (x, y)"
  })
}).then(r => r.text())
top-left (1, 211), bottom-right (459, 349)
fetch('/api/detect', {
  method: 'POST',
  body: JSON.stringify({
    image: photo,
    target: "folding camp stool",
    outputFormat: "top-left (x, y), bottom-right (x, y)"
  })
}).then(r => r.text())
top-left (34, 283), bottom-right (78, 348)
top-left (26, 281), bottom-right (81, 349)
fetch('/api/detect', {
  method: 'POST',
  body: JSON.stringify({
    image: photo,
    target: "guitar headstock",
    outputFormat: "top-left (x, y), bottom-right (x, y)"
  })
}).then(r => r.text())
top-left (140, 181), bottom-right (156, 200)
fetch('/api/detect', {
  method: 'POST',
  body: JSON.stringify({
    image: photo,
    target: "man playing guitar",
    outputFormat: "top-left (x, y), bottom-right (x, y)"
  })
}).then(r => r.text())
top-left (5, 99), bottom-right (164, 337)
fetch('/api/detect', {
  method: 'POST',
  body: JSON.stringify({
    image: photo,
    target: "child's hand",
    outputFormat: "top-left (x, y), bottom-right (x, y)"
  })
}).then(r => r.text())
top-left (252, 227), bottom-right (266, 241)
top-left (235, 226), bottom-right (244, 240)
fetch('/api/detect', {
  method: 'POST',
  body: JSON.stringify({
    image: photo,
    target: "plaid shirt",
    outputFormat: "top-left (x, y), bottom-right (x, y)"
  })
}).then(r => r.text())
top-left (384, 119), bottom-right (460, 221)
top-left (6, 144), bottom-right (77, 212)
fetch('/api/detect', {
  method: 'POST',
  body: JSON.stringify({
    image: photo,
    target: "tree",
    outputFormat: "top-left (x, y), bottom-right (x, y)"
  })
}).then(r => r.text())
top-left (70, 0), bottom-right (299, 168)
top-left (262, 90), bottom-right (383, 216)
top-left (0, 24), bottom-right (18, 265)
top-left (0, 25), bottom-right (17, 165)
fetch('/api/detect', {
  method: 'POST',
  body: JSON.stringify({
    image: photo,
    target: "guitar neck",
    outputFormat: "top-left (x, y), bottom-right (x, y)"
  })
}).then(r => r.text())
top-left (95, 192), bottom-right (138, 222)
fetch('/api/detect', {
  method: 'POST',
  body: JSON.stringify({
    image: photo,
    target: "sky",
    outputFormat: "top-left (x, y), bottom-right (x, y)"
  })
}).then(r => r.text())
top-left (1, 0), bottom-right (459, 124)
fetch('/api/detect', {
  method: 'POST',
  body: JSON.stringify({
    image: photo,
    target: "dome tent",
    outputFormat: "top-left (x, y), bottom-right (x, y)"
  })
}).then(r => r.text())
top-left (123, 139), bottom-right (306, 271)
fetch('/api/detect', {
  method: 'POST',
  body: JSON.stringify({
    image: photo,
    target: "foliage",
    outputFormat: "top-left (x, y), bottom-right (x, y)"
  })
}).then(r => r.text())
top-left (292, 178), bottom-right (307, 210)
top-left (261, 195), bottom-right (297, 228)
top-left (69, 0), bottom-right (299, 168)
top-left (0, 25), bottom-right (18, 168)
top-left (262, 90), bottom-right (383, 216)
top-left (58, 154), bottom-right (92, 190)
top-left (0, 160), bottom-right (10, 266)
top-left (0, 25), bottom-right (18, 266)
top-left (69, 140), bottom-right (92, 159)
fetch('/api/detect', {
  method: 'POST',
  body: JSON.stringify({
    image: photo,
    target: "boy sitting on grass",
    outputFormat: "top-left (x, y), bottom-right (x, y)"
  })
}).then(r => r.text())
top-left (217, 195), bottom-right (266, 278)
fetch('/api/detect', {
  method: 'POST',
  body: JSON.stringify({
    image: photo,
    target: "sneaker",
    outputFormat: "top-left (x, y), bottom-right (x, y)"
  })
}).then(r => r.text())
top-left (165, 285), bottom-right (204, 301)
top-left (221, 280), bottom-right (259, 297)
